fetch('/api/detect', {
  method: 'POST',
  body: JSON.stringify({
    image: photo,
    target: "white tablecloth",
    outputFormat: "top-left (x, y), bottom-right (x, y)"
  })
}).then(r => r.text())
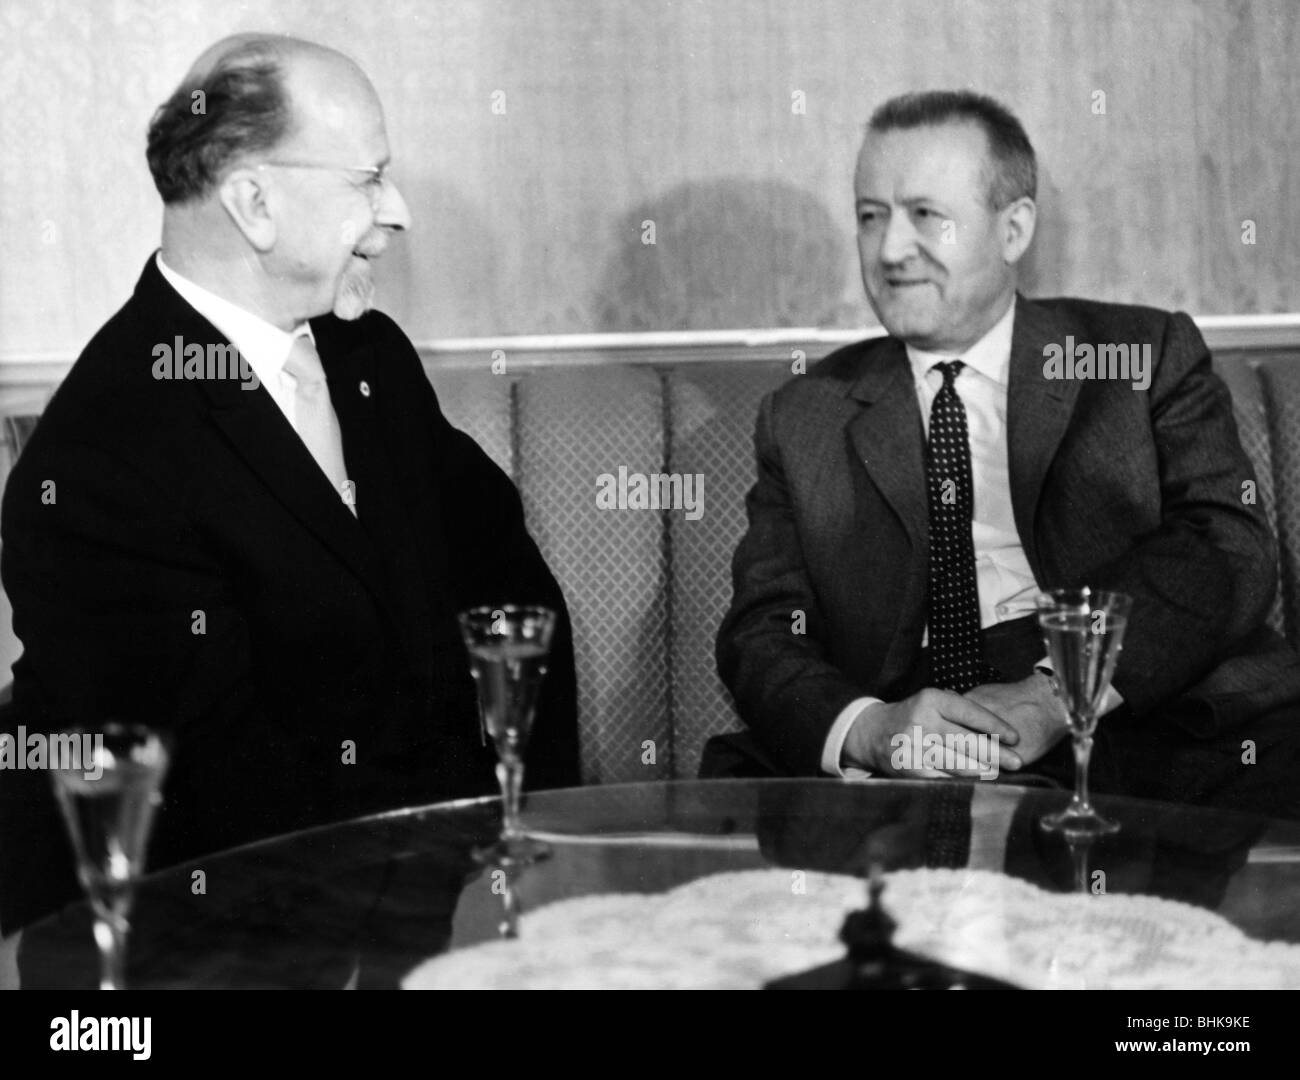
top-left (403, 866), bottom-right (1300, 989)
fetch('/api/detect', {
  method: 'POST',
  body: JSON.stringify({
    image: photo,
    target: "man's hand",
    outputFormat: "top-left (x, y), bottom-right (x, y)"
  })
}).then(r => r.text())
top-left (843, 689), bottom-right (1023, 777)
top-left (965, 672), bottom-right (1070, 770)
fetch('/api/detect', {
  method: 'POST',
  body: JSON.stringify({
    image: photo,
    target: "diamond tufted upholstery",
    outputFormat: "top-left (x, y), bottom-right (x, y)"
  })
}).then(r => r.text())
top-left (2, 348), bottom-right (1298, 784)
top-left (433, 348), bottom-right (1300, 782)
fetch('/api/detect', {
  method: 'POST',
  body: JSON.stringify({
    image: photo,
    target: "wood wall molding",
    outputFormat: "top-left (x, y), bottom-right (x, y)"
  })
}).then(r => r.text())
top-left (2, 315), bottom-right (1298, 392)
top-left (418, 315), bottom-right (1300, 370)
top-left (7, 3), bottom-right (1299, 355)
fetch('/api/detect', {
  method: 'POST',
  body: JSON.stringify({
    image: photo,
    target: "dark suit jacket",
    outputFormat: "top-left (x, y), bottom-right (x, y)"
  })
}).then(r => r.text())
top-left (717, 295), bottom-right (1300, 777)
top-left (0, 256), bottom-right (579, 930)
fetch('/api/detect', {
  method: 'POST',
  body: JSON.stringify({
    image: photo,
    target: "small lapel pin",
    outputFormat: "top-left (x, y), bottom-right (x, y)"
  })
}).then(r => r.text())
top-left (359, 380), bottom-right (371, 397)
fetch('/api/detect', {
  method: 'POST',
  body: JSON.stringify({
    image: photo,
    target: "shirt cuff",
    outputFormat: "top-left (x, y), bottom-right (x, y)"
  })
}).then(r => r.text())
top-left (1035, 655), bottom-right (1125, 715)
top-left (821, 696), bottom-right (883, 777)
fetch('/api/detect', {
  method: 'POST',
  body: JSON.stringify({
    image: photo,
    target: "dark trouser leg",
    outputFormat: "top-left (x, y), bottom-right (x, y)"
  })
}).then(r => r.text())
top-left (1094, 703), bottom-right (1300, 821)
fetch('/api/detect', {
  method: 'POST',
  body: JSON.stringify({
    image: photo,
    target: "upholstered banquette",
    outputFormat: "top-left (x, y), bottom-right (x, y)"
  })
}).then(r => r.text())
top-left (2, 329), bottom-right (1299, 783)
top-left (429, 335), bottom-right (1300, 782)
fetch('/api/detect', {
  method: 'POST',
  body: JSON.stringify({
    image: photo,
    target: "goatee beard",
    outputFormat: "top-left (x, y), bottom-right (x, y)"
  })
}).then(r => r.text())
top-left (334, 263), bottom-right (376, 321)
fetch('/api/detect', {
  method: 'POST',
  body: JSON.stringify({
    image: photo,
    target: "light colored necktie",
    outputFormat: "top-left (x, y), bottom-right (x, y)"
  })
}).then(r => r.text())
top-left (283, 333), bottom-right (356, 516)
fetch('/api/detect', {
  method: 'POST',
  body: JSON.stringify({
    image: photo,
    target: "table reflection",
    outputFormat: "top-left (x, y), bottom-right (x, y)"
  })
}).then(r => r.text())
top-left (14, 780), bottom-right (1298, 989)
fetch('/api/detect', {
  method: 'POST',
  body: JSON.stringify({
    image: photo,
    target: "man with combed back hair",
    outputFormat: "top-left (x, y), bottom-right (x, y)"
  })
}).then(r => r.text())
top-left (0, 34), bottom-right (579, 931)
top-left (714, 90), bottom-right (1300, 818)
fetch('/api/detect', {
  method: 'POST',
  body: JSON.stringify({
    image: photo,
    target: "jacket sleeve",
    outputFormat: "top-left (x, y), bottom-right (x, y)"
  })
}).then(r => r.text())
top-left (0, 435), bottom-right (320, 928)
top-left (716, 390), bottom-right (867, 775)
top-left (386, 324), bottom-right (581, 789)
top-left (440, 426), bottom-right (582, 790)
top-left (1089, 312), bottom-right (1281, 721)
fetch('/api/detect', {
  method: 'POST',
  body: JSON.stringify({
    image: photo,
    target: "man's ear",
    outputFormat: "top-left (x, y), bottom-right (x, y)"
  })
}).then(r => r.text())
top-left (1000, 196), bottom-right (1036, 266)
top-left (217, 167), bottom-right (276, 252)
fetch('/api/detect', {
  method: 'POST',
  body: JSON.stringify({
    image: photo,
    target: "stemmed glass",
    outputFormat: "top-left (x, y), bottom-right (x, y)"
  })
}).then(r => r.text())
top-left (1065, 832), bottom-right (1098, 895)
top-left (48, 723), bottom-right (170, 990)
top-left (458, 605), bottom-right (556, 867)
top-left (492, 861), bottom-right (526, 940)
top-left (1036, 588), bottom-right (1132, 836)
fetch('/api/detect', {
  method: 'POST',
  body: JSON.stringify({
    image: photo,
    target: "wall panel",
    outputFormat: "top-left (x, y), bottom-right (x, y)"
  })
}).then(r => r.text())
top-left (0, 0), bottom-right (1296, 354)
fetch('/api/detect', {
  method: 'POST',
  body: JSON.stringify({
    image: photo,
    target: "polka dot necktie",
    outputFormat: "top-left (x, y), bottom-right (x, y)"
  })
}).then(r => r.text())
top-left (925, 361), bottom-right (997, 692)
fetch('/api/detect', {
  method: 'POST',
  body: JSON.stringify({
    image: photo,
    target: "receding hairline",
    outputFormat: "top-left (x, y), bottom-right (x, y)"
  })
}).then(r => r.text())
top-left (182, 33), bottom-right (363, 84)
top-left (180, 33), bottom-right (379, 118)
top-left (183, 34), bottom-right (381, 146)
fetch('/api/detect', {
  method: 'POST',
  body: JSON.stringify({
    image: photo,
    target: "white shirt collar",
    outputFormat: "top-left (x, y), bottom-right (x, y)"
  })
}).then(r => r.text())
top-left (155, 252), bottom-right (313, 387)
top-left (905, 294), bottom-right (1017, 388)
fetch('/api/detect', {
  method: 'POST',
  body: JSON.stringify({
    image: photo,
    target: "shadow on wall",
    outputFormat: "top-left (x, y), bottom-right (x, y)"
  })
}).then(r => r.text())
top-left (592, 178), bottom-right (849, 332)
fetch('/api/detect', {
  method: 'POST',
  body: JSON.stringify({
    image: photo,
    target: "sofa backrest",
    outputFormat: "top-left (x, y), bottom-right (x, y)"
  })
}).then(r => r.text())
top-left (436, 361), bottom-right (800, 783)
top-left (1213, 352), bottom-right (1298, 639)
top-left (3, 342), bottom-right (1299, 784)
top-left (433, 346), bottom-right (1300, 784)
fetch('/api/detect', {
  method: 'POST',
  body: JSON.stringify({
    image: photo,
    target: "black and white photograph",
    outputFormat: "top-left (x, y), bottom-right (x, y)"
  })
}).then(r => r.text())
top-left (0, 0), bottom-right (1297, 1036)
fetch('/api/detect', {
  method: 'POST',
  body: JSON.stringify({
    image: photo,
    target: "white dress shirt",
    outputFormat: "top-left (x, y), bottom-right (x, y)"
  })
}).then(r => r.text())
top-left (909, 297), bottom-right (1038, 638)
top-left (155, 253), bottom-right (316, 432)
top-left (821, 297), bottom-right (1117, 776)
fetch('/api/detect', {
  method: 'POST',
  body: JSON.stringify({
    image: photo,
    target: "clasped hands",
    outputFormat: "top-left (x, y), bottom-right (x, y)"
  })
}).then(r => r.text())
top-left (844, 672), bottom-right (1071, 778)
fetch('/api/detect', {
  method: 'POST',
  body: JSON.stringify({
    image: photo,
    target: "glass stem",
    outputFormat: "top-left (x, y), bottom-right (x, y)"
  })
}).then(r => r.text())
top-left (499, 870), bottom-right (522, 939)
top-left (497, 755), bottom-right (525, 841)
top-left (1072, 732), bottom-right (1094, 812)
top-left (93, 912), bottom-right (128, 991)
top-left (1068, 837), bottom-right (1090, 893)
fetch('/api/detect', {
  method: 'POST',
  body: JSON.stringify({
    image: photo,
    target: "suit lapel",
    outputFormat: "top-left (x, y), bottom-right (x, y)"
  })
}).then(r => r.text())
top-left (839, 302), bottom-right (1081, 679)
top-left (1006, 296), bottom-right (1082, 577)
top-left (199, 368), bottom-right (395, 605)
top-left (316, 328), bottom-right (437, 676)
top-left (845, 337), bottom-right (929, 551)
top-left (842, 339), bottom-right (930, 680)
top-left (134, 260), bottom-right (404, 630)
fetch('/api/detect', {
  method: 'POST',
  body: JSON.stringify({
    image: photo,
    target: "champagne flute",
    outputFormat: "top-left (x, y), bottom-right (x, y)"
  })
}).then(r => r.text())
top-left (1065, 832), bottom-right (1098, 895)
top-left (48, 723), bottom-right (170, 990)
top-left (1036, 588), bottom-right (1131, 836)
top-left (493, 861), bottom-right (525, 940)
top-left (458, 605), bottom-right (556, 867)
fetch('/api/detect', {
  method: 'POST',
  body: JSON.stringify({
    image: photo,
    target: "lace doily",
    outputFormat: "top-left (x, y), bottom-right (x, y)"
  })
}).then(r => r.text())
top-left (402, 867), bottom-right (1300, 990)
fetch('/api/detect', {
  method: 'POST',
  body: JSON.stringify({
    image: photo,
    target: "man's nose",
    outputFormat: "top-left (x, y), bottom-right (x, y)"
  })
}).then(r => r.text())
top-left (878, 209), bottom-right (920, 265)
top-left (376, 178), bottom-right (411, 232)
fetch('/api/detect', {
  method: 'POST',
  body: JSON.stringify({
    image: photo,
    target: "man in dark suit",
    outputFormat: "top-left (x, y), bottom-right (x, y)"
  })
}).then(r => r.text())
top-left (715, 91), bottom-right (1300, 816)
top-left (0, 34), bottom-right (579, 931)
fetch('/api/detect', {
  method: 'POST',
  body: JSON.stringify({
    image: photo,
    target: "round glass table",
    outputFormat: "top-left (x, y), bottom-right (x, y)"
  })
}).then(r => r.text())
top-left (13, 779), bottom-right (1300, 989)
